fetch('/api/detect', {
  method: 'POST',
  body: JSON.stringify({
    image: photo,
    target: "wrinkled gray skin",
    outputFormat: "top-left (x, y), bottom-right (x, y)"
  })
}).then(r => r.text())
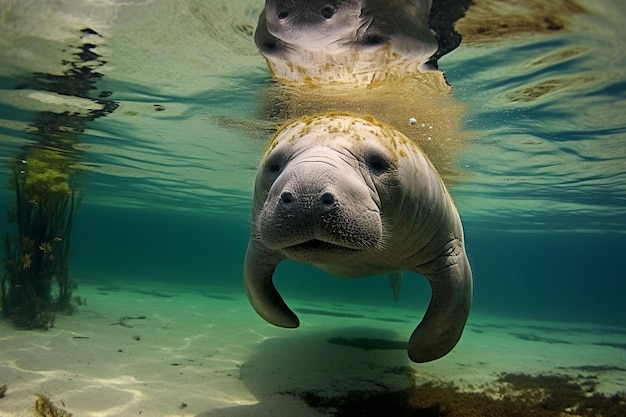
top-left (244, 115), bottom-right (472, 362)
top-left (255, 0), bottom-right (438, 66)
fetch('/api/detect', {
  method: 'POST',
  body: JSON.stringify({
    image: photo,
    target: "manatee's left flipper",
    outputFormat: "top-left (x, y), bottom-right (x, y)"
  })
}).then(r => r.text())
top-left (243, 242), bottom-right (299, 328)
top-left (388, 271), bottom-right (403, 302)
top-left (409, 242), bottom-right (473, 362)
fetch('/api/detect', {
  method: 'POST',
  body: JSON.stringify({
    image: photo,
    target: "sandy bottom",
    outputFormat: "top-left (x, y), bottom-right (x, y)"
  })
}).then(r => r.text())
top-left (0, 279), bottom-right (624, 417)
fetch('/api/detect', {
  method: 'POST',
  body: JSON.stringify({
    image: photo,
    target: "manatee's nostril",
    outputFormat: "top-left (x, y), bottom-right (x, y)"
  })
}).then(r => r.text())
top-left (320, 5), bottom-right (336, 19)
top-left (277, 10), bottom-right (289, 20)
top-left (320, 192), bottom-right (335, 206)
top-left (279, 191), bottom-right (294, 209)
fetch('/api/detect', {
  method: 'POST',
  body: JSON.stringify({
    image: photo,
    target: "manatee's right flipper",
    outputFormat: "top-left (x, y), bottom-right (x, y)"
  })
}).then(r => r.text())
top-left (243, 241), bottom-right (299, 328)
top-left (409, 242), bottom-right (472, 362)
top-left (388, 271), bottom-right (403, 302)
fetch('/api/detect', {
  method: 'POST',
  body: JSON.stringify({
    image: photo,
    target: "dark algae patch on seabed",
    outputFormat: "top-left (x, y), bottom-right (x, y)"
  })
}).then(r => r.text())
top-left (289, 372), bottom-right (626, 417)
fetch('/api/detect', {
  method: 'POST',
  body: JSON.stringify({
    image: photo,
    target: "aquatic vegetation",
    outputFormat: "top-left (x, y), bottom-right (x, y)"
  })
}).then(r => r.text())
top-left (110, 315), bottom-right (147, 328)
top-left (34, 393), bottom-right (73, 417)
top-left (510, 332), bottom-right (573, 344)
top-left (0, 28), bottom-right (117, 329)
top-left (1, 148), bottom-right (81, 328)
top-left (454, 0), bottom-right (587, 44)
top-left (289, 371), bottom-right (626, 417)
top-left (20, 252), bottom-right (32, 269)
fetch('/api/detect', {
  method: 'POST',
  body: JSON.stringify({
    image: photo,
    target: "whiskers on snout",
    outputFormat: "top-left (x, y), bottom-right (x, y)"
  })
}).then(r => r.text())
top-left (254, 202), bottom-right (389, 259)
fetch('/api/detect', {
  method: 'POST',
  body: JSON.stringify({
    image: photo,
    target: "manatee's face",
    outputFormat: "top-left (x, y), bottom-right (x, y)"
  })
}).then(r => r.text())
top-left (254, 116), bottom-right (402, 264)
top-left (263, 0), bottom-right (368, 47)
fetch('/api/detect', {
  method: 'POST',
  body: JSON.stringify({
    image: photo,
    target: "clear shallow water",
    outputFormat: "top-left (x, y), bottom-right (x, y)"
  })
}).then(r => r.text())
top-left (0, 0), bottom-right (624, 341)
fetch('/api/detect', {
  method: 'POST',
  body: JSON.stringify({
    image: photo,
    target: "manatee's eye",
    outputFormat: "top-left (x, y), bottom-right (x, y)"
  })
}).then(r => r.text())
top-left (265, 154), bottom-right (284, 177)
top-left (364, 34), bottom-right (384, 46)
top-left (364, 152), bottom-right (392, 175)
top-left (320, 5), bottom-right (337, 20)
top-left (268, 162), bottom-right (281, 173)
top-left (277, 10), bottom-right (289, 20)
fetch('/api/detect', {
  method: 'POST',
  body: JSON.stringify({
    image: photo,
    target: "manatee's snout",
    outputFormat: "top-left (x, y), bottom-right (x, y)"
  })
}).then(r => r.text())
top-left (257, 156), bottom-right (383, 259)
top-left (270, 1), bottom-right (339, 22)
top-left (278, 190), bottom-right (337, 215)
top-left (264, 0), bottom-right (362, 44)
top-left (274, 4), bottom-right (337, 22)
top-left (268, 167), bottom-right (344, 231)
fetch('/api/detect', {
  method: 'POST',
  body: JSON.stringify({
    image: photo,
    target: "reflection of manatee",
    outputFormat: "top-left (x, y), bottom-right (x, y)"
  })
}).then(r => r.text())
top-left (244, 113), bottom-right (472, 363)
top-left (255, 0), bottom-right (439, 86)
top-left (253, 1), bottom-right (470, 181)
top-left (254, 0), bottom-right (588, 86)
top-left (251, 0), bottom-right (588, 155)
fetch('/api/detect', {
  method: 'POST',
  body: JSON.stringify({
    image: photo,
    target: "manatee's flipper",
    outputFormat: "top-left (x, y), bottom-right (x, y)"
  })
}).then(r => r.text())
top-left (409, 242), bottom-right (472, 362)
top-left (243, 242), bottom-right (299, 328)
top-left (388, 271), bottom-right (403, 302)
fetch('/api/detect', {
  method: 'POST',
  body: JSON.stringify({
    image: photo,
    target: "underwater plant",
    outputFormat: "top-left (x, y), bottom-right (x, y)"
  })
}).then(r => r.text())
top-left (1, 141), bottom-right (81, 328)
top-left (34, 393), bottom-right (73, 417)
top-left (290, 371), bottom-right (626, 417)
top-left (1, 28), bottom-right (117, 329)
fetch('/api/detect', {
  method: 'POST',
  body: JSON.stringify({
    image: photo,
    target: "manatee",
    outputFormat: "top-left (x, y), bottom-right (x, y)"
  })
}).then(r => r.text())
top-left (254, 0), bottom-right (439, 85)
top-left (244, 113), bottom-right (472, 362)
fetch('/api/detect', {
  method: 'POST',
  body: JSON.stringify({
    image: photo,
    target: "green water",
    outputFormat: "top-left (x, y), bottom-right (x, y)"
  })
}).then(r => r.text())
top-left (0, 0), bottom-right (624, 348)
